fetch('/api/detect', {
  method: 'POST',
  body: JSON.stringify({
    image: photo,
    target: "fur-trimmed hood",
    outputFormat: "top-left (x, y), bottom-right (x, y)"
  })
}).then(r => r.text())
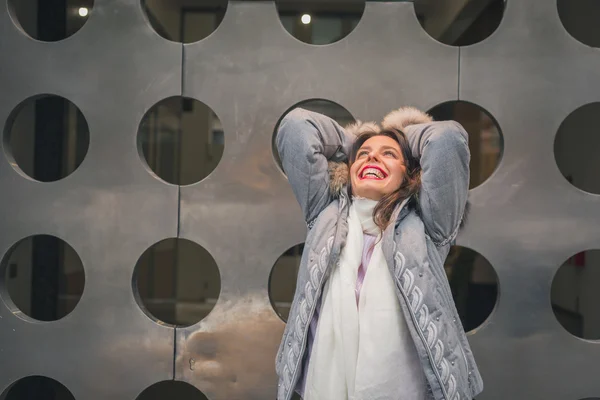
top-left (329, 107), bottom-right (432, 195)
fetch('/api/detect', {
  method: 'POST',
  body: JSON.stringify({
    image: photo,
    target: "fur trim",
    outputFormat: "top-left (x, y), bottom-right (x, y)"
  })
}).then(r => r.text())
top-left (382, 106), bottom-right (433, 132)
top-left (328, 161), bottom-right (348, 196)
top-left (345, 120), bottom-right (380, 137)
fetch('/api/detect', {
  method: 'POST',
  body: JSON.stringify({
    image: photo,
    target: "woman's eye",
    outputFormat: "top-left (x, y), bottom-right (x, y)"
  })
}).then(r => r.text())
top-left (384, 151), bottom-right (397, 158)
top-left (357, 151), bottom-right (368, 157)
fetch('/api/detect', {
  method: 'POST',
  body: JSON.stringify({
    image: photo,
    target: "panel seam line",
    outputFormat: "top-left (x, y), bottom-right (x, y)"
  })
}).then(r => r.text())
top-left (457, 46), bottom-right (461, 100)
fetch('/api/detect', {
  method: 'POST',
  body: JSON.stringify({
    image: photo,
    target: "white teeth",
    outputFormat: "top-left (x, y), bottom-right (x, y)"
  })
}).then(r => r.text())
top-left (362, 167), bottom-right (385, 179)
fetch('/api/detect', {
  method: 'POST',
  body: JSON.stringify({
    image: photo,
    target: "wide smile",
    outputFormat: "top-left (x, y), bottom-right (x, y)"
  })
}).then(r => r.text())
top-left (359, 165), bottom-right (388, 180)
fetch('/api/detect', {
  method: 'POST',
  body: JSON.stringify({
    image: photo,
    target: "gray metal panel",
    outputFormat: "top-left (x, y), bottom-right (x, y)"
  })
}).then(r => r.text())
top-left (0, 1), bottom-right (181, 399)
top-left (459, 0), bottom-right (600, 398)
top-left (178, 2), bottom-right (457, 398)
top-left (4, 0), bottom-right (596, 399)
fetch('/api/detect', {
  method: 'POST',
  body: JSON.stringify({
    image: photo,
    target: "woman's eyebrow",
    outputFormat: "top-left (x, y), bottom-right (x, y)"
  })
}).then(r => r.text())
top-left (380, 145), bottom-right (399, 152)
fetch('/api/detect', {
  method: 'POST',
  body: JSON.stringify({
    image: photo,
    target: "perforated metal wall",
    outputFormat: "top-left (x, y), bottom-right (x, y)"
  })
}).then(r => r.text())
top-left (1, 1), bottom-right (599, 399)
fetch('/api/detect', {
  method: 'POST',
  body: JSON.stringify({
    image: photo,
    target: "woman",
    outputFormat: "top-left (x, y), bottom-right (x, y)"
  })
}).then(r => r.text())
top-left (275, 106), bottom-right (483, 400)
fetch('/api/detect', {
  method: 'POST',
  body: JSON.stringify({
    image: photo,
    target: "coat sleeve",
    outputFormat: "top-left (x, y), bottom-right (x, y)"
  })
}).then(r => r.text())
top-left (403, 120), bottom-right (470, 246)
top-left (276, 108), bottom-right (355, 226)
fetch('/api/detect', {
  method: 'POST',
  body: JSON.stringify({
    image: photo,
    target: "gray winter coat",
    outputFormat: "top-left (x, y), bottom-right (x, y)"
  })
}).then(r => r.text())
top-left (275, 107), bottom-right (484, 400)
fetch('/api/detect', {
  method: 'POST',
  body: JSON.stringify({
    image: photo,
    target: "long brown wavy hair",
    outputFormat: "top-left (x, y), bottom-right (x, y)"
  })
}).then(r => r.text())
top-left (349, 128), bottom-right (422, 231)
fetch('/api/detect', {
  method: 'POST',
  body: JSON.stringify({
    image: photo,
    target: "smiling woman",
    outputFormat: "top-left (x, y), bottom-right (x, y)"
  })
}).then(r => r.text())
top-left (348, 126), bottom-right (422, 230)
top-left (274, 107), bottom-right (482, 400)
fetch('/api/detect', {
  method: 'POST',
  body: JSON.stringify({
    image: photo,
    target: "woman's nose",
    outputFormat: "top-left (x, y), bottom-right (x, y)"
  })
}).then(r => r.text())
top-left (367, 150), bottom-right (379, 161)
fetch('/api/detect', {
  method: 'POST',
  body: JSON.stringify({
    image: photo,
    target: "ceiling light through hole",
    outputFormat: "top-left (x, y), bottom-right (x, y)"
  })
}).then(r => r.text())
top-left (78, 7), bottom-right (89, 17)
top-left (301, 14), bottom-right (311, 24)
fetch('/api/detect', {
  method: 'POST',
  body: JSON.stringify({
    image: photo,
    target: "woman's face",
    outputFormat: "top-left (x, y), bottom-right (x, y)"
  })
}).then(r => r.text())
top-left (350, 135), bottom-right (406, 201)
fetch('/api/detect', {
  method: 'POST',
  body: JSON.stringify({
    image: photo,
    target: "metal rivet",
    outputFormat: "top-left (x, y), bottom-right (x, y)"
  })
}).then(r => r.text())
top-left (453, 318), bottom-right (457, 323)
top-left (288, 342), bottom-right (291, 347)
top-left (419, 272), bottom-right (423, 277)
top-left (469, 371), bottom-right (472, 375)
top-left (451, 361), bottom-right (455, 366)
top-left (436, 317), bottom-right (440, 321)
top-left (278, 383), bottom-right (281, 387)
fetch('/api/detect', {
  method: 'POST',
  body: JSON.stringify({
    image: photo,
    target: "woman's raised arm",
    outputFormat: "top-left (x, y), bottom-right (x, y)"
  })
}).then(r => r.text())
top-left (276, 108), bottom-right (355, 227)
top-left (402, 120), bottom-right (470, 246)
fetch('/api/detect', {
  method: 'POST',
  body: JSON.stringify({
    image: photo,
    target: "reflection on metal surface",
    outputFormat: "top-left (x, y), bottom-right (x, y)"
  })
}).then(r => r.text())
top-left (1, 235), bottom-right (84, 322)
top-left (428, 101), bottom-right (503, 189)
top-left (176, 294), bottom-right (283, 399)
top-left (138, 97), bottom-right (224, 186)
top-left (134, 238), bottom-right (220, 327)
top-left (1, 376), bottom-right (75, 400)
top-left (142, 0), bottom-right (228, 44)
top-left (554, 102), bottom-right (600, 195)
top-left (4, 95), bottom-right (89, 182)
top-left (135, 380), bottom-right (208, 400)
top-left (552, 250), bottom-right (600, 340)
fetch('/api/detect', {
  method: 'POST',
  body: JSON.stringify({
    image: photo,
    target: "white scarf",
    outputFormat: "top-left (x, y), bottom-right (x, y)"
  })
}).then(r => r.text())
top-left (304, 197), bottom-right (427, 400)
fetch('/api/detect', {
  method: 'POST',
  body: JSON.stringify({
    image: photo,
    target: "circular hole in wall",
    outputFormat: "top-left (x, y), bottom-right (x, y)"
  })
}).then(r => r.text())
top-left (558, 0), bottom-right (600, 48)
top-left (276, 0), bottom-right (365, 45)
top-left (273, 99), bottom-right (355, 172)
top-left (133, 238), bottom-right (221, 327)
top-left (413, 0), bottom-right (505, 46)
top-left (1, 376), bottom-right (75, 400)
top-left (445, 245), bottom-right (498, 332)
top-left (136, 380), bottom-right (208, 400)
top-left (428, 100), bottom-right (503, 189)
top-left (4, 95), bottom-right (90, 182)
top-left (552, 250), bottom-right (600, 340)
top-left (138, 97), bottom-right (224, 185)
top-left (0, 235), bottom-right (85, 322)
top-left (554, 103), bottom-right (600, 194)
top-left (141, 0), bottom-right (228, 43)
top-left (8, 0), bottom-right (94, 41)
top-left (269, 244), bottom-right (304, 322)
